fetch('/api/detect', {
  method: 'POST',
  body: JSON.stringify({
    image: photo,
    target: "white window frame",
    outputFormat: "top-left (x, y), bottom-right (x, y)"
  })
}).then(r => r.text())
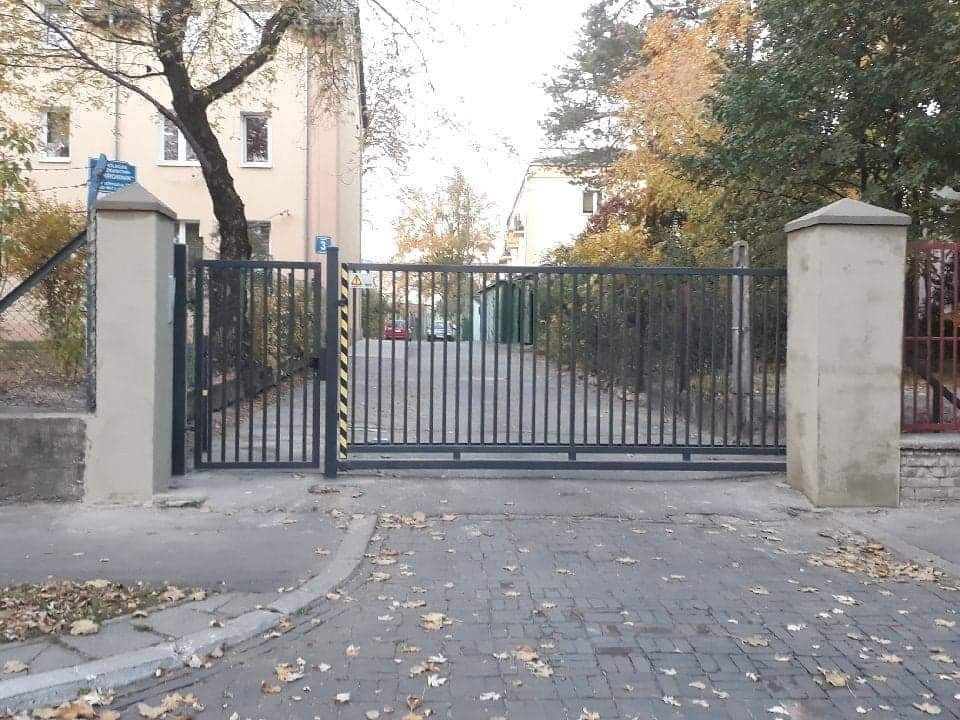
top-left (240, 112), bottom-right (271, 167)
top-left (582, 189), bottom-right (601, 215)
top-left (238, 9), bottom-right (271, 53)
top-left (41, 3), bottom-right (70, 49)
top-left (248, 221), bottom-right (271, 259)
top-left (158, 116), bottom-right (199, 166)
top-left (38, 108), bottom-right (70, 162)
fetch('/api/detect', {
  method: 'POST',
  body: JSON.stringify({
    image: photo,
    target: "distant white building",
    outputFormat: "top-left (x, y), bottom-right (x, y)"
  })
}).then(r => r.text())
top-left (502, 163), bottom-right (602, 265)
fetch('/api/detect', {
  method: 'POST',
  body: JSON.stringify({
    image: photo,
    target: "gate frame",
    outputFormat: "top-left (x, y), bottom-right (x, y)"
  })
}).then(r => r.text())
top-left (330, 261), bottom-right (787, 475)
top-left (192, 257), bottom-right (326, 470)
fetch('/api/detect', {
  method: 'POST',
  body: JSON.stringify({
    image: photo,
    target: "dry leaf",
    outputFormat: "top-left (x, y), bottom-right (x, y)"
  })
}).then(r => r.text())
top-left (512, 646), bottom-right (539, 662)
top-left (740, 634), bottom-right (769, 647)
top-left (579, 711), bottom-right (600, 720)
top-left (750, 586), bottom-right (770, 595)
top-left (68, 619), bottom-right (99, 636)
top-left (275, 663), bottom-right (304, 683)
top-left (420, 612), bottom-right (450, 631)
top-left (820, 668), bottom-right (849, 687)
top-left (478, 692), bottom-right (501, 701)
top-left (934, 618), bottom-right (956, 629)
top-left (334, 692), bottom-right (350, 704)
top-left (3, 660), bottom-right (28, 674)
top-left (260, 681), bottom-right (281, 695)
top-left (913, 702), bottom-right (941, 715)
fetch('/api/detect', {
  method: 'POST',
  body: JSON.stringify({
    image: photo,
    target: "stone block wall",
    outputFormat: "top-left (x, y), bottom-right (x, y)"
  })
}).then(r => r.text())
top-left (901, 435), bottom-right (960, 503)
top-left (0, 414), bottom-right (86, 503)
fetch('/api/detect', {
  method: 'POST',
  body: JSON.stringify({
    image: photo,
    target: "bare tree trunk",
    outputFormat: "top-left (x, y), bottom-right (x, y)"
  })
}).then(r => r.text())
top-left (172, 99), bottom-right (251, 259)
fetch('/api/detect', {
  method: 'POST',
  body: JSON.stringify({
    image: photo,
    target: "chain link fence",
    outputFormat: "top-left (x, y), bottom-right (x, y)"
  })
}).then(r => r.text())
top-left (0, 239), bottom-right (88, 412)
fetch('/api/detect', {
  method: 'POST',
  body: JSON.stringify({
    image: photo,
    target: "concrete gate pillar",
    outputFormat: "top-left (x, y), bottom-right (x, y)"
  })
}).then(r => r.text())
top-left (86, 184), bottom-right (177, 502)
top-left (785, 198), bottom-right (910, 507)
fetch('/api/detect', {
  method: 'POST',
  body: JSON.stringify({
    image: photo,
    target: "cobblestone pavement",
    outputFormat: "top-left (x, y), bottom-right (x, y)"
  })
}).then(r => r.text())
top-left (113, 510), bottom-right (960, 720)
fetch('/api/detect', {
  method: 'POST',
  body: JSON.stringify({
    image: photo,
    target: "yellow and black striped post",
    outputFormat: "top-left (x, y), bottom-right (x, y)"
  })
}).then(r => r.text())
top-left (322, 247), bottom-right (344, 477)
top-left (338, 266), bottom-right (350, 462)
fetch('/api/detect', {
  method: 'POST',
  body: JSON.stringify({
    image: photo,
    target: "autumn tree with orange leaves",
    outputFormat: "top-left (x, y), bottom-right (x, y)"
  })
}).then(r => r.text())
top-left (552, 0), bottom-right (752, 268)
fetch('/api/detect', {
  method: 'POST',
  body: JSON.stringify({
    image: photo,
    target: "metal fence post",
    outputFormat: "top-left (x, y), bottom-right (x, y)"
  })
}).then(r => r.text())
top-left (324, 247), bottom-right (340, 477)
top-left (731, 240), bottom-right (752, 441)
top-left (172, 243), bottom-right (187, 475)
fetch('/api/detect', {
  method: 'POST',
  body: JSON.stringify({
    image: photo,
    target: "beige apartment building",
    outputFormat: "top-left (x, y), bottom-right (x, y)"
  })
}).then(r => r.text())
top-left (19, 7), bottom-right (364, 265)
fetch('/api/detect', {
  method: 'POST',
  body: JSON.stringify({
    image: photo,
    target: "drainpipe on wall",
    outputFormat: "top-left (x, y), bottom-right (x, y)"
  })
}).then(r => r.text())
top-left (303, 49), bottom-right (311, 260)
top-left (112, 14), bottom-right (120, 159)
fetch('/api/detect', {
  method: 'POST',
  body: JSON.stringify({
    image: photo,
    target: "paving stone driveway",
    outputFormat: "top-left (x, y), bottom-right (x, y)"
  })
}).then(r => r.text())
top-left (114, 512), bottom-right (960, 719)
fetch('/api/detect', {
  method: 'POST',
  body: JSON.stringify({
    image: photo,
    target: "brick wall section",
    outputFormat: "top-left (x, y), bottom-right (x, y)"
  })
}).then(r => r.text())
top-left (901, 434), bottom-right (960, 503)
top-left (0, 414), bottom-right (86, 503)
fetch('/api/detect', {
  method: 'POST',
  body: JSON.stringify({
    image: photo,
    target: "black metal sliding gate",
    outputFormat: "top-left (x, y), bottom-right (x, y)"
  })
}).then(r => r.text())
top-left (336, 263), bottom-right (786, 473)
top-left (193, 259), bottom-right (328, 469)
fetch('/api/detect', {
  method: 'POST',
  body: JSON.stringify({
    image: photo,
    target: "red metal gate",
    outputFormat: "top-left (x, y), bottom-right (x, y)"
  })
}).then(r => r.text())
top-left (903, 241), bottom-right (960, 432)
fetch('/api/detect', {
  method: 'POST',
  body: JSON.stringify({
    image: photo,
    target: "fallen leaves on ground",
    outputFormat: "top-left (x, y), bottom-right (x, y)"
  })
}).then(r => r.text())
top-left (2, 660), bottom-right (27, 674)
top-left (509, 645), bottom-right (554, 678)
top-left (68, 619), bottom-right (99, 636)
top-left (913, 701), bottom-right (942, 715)
top-left (136, 693), bottom-right (203, 719)
top-left (810, 533), bottom-right (943, 583)
top-left (819, 668), bottom-right (849, 687)
top-left (25, 691), bottom-right (115, 720)
top-left (0, 580), bottom-right (203, 642)
top-left (420, 612), bottom-right (451, 631)
top-left (274, 658), bottom-right (306, 682)
top-left (740, 634), bottom-right (769, 648)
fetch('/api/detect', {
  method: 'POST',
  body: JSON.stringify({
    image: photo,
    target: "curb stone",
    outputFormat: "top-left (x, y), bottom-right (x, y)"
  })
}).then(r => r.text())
top-left (0, 515), bottom-right (377, 712)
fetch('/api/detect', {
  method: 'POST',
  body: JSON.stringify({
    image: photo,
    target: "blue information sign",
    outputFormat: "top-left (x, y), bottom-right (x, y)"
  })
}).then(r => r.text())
top-left (87, 154), bottom-right (137, 210)
top-left (314, 234), bottom-right (332, 253)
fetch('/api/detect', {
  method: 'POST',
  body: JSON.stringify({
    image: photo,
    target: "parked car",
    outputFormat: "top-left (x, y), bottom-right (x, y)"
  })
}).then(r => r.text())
top-left (427, 321), bottom-right (456, 341)
top-left (383, 320), bottom-right (408, 341)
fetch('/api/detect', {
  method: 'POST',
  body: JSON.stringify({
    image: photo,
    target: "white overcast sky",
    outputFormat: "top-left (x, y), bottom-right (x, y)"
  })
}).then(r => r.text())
top-left (360, 0), bottom-right (596, 260)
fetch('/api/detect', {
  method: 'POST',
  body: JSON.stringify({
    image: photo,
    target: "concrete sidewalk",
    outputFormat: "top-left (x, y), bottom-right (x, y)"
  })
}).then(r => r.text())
top-left (833, 504), bottom-right (960, 577)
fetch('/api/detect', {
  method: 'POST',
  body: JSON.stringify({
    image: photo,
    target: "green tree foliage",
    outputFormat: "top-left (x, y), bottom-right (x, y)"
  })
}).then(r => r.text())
top-left (541, 0), bottom-right (703, 175)
top-left (0, 126), bottom-right (34, 295)
top-left (7, 199), bottom-right (86, 377)
top-left (690, 0), bottom-right (960, 252)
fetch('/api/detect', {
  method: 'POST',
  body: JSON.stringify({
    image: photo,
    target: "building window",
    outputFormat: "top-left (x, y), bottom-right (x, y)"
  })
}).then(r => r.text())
top-left (41, 4), bottom-right (70, 49)
top-left (161, 116), bottom-right (197, 163)
top-left (582, 190), bottom-right (601, 215)
top-left (239, 9), bottom-right (271, 53)
top-left (39, 109), bottom-right (70, 160)
top-left (248, 221), bottom-right (271, 260)
top-left (241, 113), bottom-right (270, 165)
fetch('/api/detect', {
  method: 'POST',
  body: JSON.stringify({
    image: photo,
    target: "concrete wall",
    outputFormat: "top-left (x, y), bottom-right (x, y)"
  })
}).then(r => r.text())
top-left (901, 435), bottom-right (960, 503)
top-left (0, 414), bottom-right (85, 503)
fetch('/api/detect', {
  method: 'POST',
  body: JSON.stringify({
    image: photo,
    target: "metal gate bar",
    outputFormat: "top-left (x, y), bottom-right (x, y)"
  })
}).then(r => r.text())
top-left (338, 263), bottom-right (786, 472)
top-left (194, 259), bottom-right (323, 469)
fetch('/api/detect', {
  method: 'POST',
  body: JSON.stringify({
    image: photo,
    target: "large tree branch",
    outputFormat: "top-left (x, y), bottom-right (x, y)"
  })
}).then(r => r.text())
top-left (12, 1), bottom-right (185, 131)
top-left (200, 2), bottom-right (300, 103)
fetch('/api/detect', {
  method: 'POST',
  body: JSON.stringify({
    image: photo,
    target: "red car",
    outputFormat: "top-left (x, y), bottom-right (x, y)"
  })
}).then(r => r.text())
top-left (383, 320), bottom-right (408, 340)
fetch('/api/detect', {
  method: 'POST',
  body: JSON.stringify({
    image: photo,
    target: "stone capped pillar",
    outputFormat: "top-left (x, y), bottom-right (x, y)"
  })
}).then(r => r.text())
top-left (86, 183), bottom-right (176, 502)
top-left (786, 198), bottom-right (910, 507)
